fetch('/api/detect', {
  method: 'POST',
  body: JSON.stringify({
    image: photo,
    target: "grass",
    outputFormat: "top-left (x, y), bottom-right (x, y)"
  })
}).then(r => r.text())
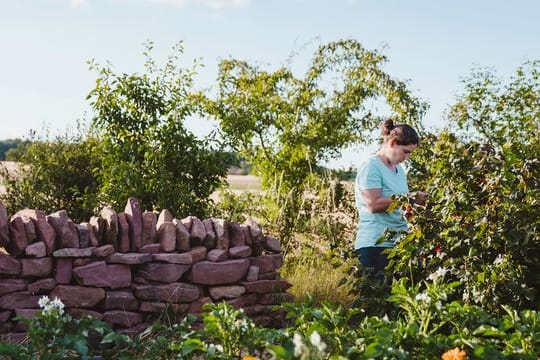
top-left (281, 246), bottom-right (356, 308)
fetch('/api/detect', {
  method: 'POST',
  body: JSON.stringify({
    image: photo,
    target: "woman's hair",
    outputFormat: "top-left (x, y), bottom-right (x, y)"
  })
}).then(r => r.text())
top-left (381, 119), bottom-right (419, 145)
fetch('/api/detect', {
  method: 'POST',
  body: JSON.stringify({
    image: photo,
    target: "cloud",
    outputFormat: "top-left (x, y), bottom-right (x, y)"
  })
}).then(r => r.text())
top-left (70, 0), bottom-right (89, 8)
top-left (147, 0), bottom-right (251, 9)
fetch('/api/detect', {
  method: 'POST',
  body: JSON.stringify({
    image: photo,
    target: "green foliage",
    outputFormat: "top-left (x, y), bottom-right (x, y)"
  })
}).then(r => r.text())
top-left (389, 62), bottom-right (540, 311)
top-left (207, 39), bottom-right (427, 245)
top-left (0, 138), bottom-right (28, 161)
top-left (1, 296), bottom-right (114, 359)
top-left (0, 126), bottom-right (101, 222)
top-left (87, 41), bottom-right (229, 218)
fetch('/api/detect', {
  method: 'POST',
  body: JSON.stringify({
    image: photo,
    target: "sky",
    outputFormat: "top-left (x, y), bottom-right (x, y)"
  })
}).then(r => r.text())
top-left (1, 0), bottom-right (539, 168)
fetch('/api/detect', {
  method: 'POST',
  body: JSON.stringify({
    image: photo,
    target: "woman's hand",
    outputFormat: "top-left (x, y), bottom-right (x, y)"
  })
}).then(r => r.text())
top-left (415, 191), bottom-right (428, 205)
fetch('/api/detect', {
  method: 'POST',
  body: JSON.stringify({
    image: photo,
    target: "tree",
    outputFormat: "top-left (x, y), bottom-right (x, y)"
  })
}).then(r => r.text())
top-left (87, 42), bottom-right (229, 218)
top-left (0, 138), bottom-right (28, 161)
top-left (206, 39), bottom-right (427, 243)
top-left (0, 127), bottom-right (102, 222)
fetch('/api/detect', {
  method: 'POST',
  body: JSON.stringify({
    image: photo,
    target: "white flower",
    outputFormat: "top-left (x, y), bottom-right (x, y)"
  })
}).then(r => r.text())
top-left (38, 295), bottom-right (50, 308)
top-left (436, 251), bottom-right (447, 260)
top-left (293, 333), bottom-right (306, 357)
top-left (309, 331), bottom-right (327, 353)
top-left (415, 292), bottom-right (431, 303)
top-left (38, 296), bottom-right (65, 316)
top-left (428, 267), bottom-right (449, 282)
top-left (493, 254), bottom-right (504, 266)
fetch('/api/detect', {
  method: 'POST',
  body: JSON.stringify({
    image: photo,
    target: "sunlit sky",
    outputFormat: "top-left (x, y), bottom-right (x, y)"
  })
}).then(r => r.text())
top-left (1, 0), bottom-right (539, 168)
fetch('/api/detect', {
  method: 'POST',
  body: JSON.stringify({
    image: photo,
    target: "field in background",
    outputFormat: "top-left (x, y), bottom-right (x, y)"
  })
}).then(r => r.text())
top-left (0, 162), bottom-right (262, 195)
top-left (226, 174), bottom-right (261, 192)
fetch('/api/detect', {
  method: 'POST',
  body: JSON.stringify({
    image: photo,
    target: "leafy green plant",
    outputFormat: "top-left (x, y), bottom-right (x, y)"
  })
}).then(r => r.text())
top-left (87, 41), bottom-right (229, 218)
top-left (0, 125), bottom-right (102, 222)
top-left (206, 39), bottom-right (427, 246)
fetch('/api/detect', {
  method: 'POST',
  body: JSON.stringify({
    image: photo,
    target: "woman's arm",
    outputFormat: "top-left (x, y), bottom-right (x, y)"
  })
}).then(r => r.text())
top-left (361, 188), bottom-right (393, 213)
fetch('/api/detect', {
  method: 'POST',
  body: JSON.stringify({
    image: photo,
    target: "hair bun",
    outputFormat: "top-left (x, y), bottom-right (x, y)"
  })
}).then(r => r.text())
top-left (381, 119), bottom-right (395, 136)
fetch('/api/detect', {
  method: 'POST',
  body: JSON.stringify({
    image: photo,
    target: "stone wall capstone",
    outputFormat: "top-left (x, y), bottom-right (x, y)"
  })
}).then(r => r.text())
top-left (0, 198), bottom-right (292, 341)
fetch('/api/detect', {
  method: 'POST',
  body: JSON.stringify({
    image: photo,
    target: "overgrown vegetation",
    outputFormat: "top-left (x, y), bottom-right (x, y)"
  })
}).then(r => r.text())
top-left (1, 40), bottom-right (539, 358)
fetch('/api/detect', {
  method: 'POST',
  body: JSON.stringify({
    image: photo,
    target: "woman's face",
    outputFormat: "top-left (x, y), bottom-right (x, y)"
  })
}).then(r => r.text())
top-left (389, 141), bottom-right (417, 164)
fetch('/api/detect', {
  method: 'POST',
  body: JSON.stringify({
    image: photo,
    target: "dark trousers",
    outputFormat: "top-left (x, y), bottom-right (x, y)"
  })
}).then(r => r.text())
top-left (357, 247), bottom-right (390, 283)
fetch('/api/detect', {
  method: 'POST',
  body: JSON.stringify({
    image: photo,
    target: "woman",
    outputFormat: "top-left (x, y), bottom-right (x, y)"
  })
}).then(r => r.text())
top-left (355, 119), bottom-right (427, 279)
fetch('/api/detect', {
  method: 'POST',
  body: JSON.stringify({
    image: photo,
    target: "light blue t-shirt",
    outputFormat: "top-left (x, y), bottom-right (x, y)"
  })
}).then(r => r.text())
top-left (355, 155), bottom-right (409, 249)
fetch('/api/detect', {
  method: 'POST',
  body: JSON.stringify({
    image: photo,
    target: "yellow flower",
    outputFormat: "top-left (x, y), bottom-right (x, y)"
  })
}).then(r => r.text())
top-left (442, 347), bottom-right (467, 360)
top-left (242, 356), bottom-right (258, 360)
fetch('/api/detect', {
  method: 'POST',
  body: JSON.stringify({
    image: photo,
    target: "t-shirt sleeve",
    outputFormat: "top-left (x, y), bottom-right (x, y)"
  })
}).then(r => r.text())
top-left (356, 160), bottom-right (382, 190)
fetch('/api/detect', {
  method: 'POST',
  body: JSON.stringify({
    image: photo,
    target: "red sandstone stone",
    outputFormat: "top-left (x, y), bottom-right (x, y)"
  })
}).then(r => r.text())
top-left (141, 211), bottom-right (157, 247)
top-left (186, 296), bottom-right (213, 314)
top-left (93, 244), bottom-right (115, 257)
top-left (107, 252), bottom-right (152, 264)
top-left (105, 290), bottom-right (139, 311)
top-left (139, 243), bottom-right (161, 254)
top-left (189, 246), bottom-right (207, 263)
top-left (173, 219), bottom-right (190, 251)
top-left (133, 283), bottom-right (200, 303)
top-left (228, 222), bottom-right (245, 248)
top-left (81, 221), bottom-right (99, 247)
top-left (72, 258), bottom-right (93, 267)
top-left (207, 249), bottom-right (228, 262)
top-left (47, 210), bottom-right (77, 249)
top-left (158, 222), bottom-right (176, 253)
top-left (21, 257), bottom-right (53, 277)
top-left (11, 211), bottom-right (37, 244)
top-left (139, 301), bottom-right (189, 314)
top-left (263, 235), bottom-right (281, 253)
top-left (0, 279), bottom-right (28, 296)
top-left (50, 285), bottom-right (105, 308)
top-left (89, 216), bottom-right (105, 246)
top-left (241, 280), bottom-right (292, 294)
top-left (228, 245), bottom-right (252, 258)
top-left (0, 254), bottom-right (21, 276)
top-left (240, 224), bottom-right (252, 246)
top-left (270, 253), bottom-right (284, 269)
top-left (208, 285), bottom-right (246, 300)
top-left (136, 262), bottom-right (191, 283)
top-left (75, 223), bottom-right (89, 248)
top-left (0, 291), bottom-right (40, 309)
top-left (67, 308), bottom-right (104, 320)
top-left (104, 310), bottom-right (144, 328)
top-left (55, 258), bottom-right (73, 284)
top-left (187, 216), bottom-right (205, 245)
top-left (226, 293), bottom-right (258, 309)
top-left (246, 265), bottom-right (259, 282)
top-left (68, 220), bottom-right (80, 249)
top-left (14, 308), bottom-right (40, 329)
top-left (53, 247), bottom-right (94, 257)
top-left (249, 255), bottom-right (275, 274)
top-left (8, 217), bottom-right (28, 256)
top-left (28, 278), bottom-right (56, 294)
top-left (73, 261), bottom-right (131, 289)
top-left (100, 207), bottom-right (118, 250)
top-left (202, 219), bottom-right (216, 249)
top-left (156, 209), bottom-right (173, 231)
top-left (25, 241), bottom-right (46, 257)
top-left (152, 252), bottom-right (193, 264)
top-left (191, 259), bottom-right (250, 285)
top-left (212, 219), bottom-right (229, 251)
top-left (117, 212), bottom-right (130, 253)
top-left (258, 271), bottom-right (279, 280)
top-left (124, 197), bottom-right (142, 251)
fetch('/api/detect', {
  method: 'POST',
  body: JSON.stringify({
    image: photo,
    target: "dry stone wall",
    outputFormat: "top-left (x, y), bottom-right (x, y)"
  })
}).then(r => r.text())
top-left (0, 197), bottom-right (292, 342)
